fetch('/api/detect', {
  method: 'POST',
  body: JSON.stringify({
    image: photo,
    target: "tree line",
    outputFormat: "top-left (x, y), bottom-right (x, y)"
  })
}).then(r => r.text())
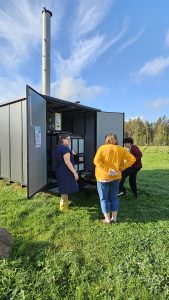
top-left (125, 116), bottom-right (169, 146)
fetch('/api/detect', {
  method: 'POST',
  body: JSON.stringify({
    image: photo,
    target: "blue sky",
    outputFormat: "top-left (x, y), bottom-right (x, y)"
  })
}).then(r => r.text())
top-left (0, 0), bottom-right (169, 122)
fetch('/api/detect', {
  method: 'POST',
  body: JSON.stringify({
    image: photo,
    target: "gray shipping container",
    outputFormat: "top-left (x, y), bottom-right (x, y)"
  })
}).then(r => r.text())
top-left (0, 86), bottom-right (124, 198)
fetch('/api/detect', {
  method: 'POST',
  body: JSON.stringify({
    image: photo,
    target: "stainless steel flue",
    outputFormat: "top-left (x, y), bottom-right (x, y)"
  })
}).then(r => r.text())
top-left (42, 7), bottom-right (52, 96)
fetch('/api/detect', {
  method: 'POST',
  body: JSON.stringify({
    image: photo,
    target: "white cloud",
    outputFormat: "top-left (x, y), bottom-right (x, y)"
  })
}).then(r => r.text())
top-left (57, 20), bottom-right (129, 78)
top-left (165, 29), bottom-right (169, 47)
top-left (56, 35), bottom-right (105, 78)
top-left (56, 0), bottom-right (119, 78)
top-left (52, 0), bottom-right (144, 100)
top-left (0, 75), bottom-right (41, 102)
top-left (72, 0), bottom-right (113, 39)
top-left (0, 75), bottom-right (29, 102)
top-left (52, 1), bottom-right (135, 102)
top-left (116, 26), bottom-right (145, 54)
top-left (52, 76), bottom-right (105, 102)
top-left (0, 0), bottom-right (64, 69)
top-left (140, 57), bottom-right (169, 76)
top-left (133, 56), bottom-right (169, 82)
top-left (0, 1), bottom-right (40, 67)
top-left (53, 0), bottom-right (131, 101)
top-left (96, 19), bottom-right (129, 57)
top-left (147, 98), bottom-right (169, 110)
top-left (0, 0), bottom-right (145, 103)
top-left (55, 1), bottom-right (144, 91)
top-left (55, 3), bottom-right (131, 85)
top-left (0, 0), bottom-right (64, 101)
top-left (0, 0), bottom-right (116, 101)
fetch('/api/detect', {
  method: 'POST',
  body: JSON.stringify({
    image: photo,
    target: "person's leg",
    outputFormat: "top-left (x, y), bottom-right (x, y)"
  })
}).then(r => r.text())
top-left (119, 169), bottom-right (129, 194)
top-left (60, 194), bottom-right (69, 211)
top-left (97, 182), bottom-right (111, 223)
top-left (109, 180), bottom-right (119, 221)
top-left (129, 169), bottom-right (138, 197)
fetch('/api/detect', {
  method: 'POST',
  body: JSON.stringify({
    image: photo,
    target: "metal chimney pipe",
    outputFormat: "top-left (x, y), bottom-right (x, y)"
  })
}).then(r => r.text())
top-left (42, 7), bottom-right (52, 96)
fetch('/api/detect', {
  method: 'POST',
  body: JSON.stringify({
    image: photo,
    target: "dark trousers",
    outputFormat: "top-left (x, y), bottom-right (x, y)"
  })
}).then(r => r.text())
top-left (119, 167), bottom-right (140, 196)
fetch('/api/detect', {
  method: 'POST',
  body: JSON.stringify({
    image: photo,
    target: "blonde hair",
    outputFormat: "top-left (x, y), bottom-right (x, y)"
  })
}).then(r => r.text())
top-left (105, 133), bottom-right (118, 145)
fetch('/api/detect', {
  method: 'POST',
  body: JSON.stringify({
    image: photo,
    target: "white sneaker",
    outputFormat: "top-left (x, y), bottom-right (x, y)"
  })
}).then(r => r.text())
top-left (117, 191), bottom-right (124, 196)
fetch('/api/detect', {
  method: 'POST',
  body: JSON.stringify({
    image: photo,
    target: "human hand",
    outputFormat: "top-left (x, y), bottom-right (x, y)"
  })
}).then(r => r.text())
top-left (108, 169), bottom-right (118, 176)
top-left (74, 171), bottom-right (79, 180)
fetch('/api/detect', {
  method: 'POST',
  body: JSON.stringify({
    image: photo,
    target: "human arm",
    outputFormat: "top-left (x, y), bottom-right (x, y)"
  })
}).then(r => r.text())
top-left (93, 147), bottom-right (108, 172)
top-left (131, 145), bottom-right (143, 159)
top-left (121, 149), bottom-right (136, 171)
top-left (63, 153), bottom-right (79, 180)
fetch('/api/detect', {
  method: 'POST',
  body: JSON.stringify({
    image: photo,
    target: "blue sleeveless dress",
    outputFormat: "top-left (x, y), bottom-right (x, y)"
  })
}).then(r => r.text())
top-left (55, 145), bottom-right (79, 194)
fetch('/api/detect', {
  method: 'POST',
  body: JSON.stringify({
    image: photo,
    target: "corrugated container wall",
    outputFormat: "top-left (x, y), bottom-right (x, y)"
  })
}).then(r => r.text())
top-left (0, 99), bottom-right (27, 185)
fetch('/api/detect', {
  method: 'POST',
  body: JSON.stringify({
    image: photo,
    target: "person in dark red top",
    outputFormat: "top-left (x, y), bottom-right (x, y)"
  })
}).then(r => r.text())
top-left (118, 137), bottom-right (143, 197)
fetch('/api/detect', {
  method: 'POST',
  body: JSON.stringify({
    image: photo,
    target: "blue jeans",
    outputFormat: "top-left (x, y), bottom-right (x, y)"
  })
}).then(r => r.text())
top-left (97, 180), bottom-right (119, 214)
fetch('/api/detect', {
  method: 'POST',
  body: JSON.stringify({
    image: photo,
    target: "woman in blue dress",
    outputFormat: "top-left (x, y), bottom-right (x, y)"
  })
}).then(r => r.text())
top-left (56, 134), bottom-right (79, 211)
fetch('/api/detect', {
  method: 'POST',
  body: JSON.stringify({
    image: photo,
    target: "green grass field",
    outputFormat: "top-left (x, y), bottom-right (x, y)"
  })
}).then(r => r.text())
top-left (0, 146), bottom-right (169, 300)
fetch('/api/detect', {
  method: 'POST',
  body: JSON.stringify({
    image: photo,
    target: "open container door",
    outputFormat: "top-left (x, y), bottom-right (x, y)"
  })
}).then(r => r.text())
top-left (96, 112), bottom-right (124, 148)
top-left (26, 86), bottom-right (47, 198)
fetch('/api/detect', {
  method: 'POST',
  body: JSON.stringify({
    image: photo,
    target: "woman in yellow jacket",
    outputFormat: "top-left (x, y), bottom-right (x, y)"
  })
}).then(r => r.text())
top-left (94, 133), bottom-right (136, 224)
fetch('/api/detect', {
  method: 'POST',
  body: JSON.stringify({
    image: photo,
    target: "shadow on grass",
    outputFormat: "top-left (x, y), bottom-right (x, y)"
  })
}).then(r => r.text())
top-left (3, 168), bottom-right (168, 225)
top-left (71, 169), bottom-right (169, 224)
top-left (10, 239), bottom-right (56, 269)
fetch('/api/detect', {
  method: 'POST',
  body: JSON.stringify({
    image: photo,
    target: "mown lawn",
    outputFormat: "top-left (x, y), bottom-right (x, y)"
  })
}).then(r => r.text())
top-left (0, 146), bottom-right (169, 300)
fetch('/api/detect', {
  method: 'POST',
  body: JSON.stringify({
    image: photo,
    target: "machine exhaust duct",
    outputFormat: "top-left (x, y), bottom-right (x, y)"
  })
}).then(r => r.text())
top-left (42, 7), bottom-right (52, 96)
